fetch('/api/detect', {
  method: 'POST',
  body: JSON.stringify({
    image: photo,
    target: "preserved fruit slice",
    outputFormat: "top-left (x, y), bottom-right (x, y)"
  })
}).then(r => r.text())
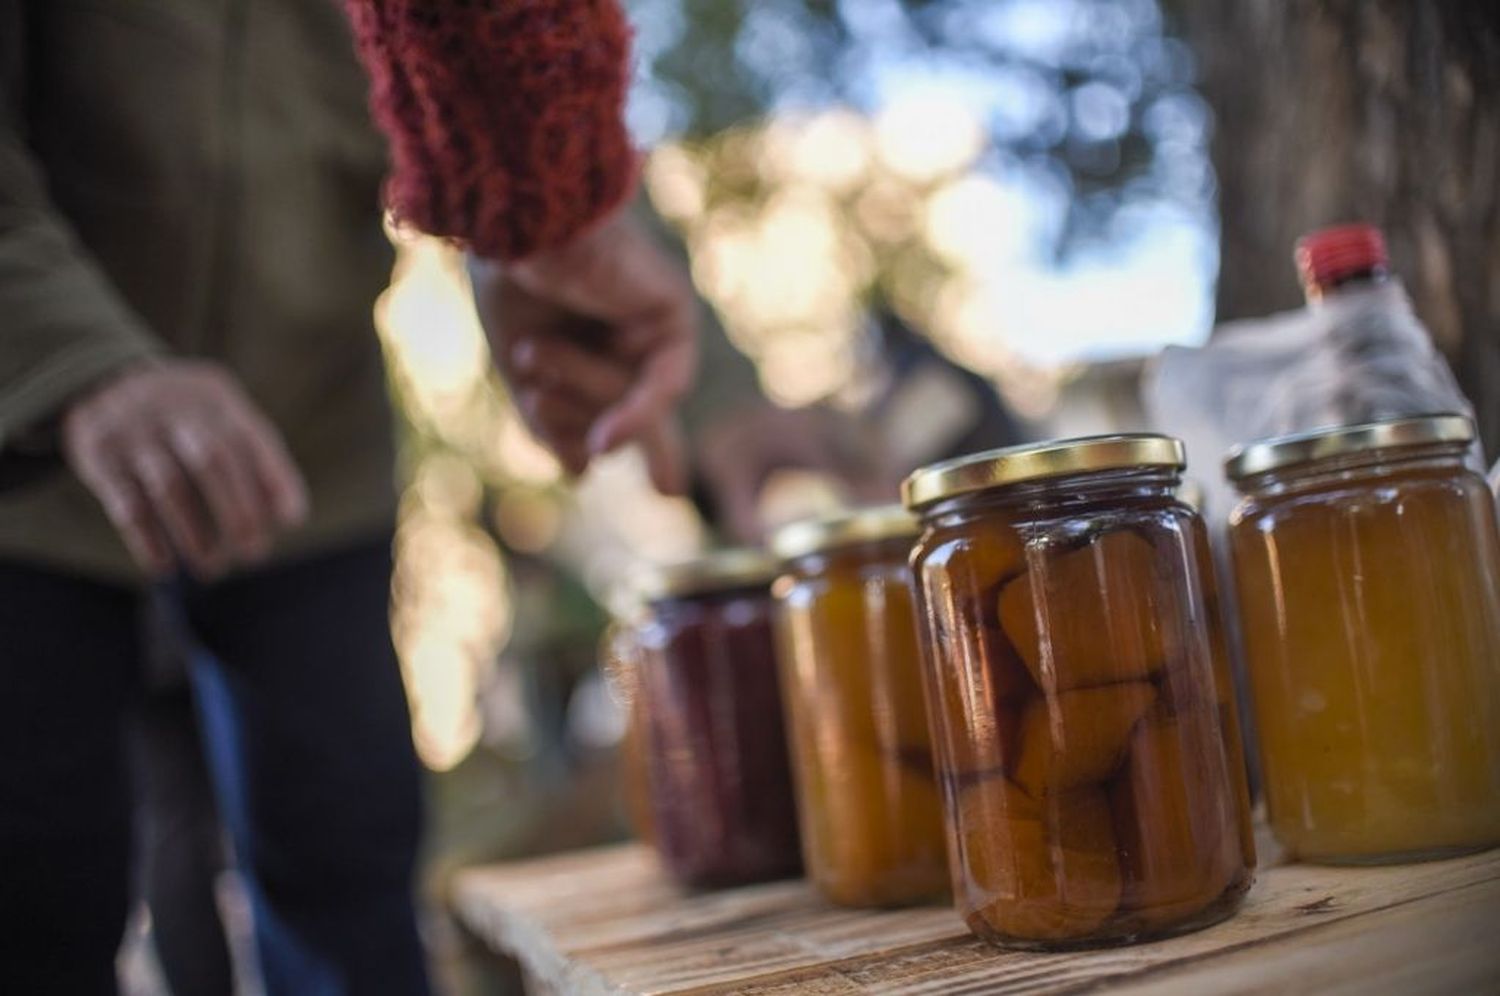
top-left (960, 779), bottom-right (1122, 941)
top-left (1011, 682), bottom-right (1156, 797)
top-left (998, 531), bottom-right (1164, 690)
top-left (1109, 709), bottom-right (1239, 930)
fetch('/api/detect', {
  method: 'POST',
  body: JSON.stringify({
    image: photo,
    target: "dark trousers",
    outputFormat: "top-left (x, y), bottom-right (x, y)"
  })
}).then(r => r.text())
top-left (0, 538), bottom-right (430, 995)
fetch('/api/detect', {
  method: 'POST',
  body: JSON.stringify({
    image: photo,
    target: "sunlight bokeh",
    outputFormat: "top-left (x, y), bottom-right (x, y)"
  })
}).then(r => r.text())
top-left (378, 85), bottom-right (1210, 770)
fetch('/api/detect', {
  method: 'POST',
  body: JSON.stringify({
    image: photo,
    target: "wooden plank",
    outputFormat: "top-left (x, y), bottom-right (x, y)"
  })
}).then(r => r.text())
top-left (453, 846), bottom-right (968, 995)
top-left (673, 851), bottom-right (1500, 995)
top-left (456, 846), bottom-right (813, 953)
top-left (452, 842), bottom-right (1500, 995)
top-left (1103, 878), bottom-right (1500, 996)
top-left (451, 816), bottom-right (1282, 993)
top-left (568, 903), bottom-right (967, 994)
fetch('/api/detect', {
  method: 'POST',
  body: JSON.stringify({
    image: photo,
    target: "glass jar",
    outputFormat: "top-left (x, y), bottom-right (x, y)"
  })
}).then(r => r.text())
top-left (634, 550), bottom-right (802, 887)
top-left (600, 622), bottom-right (656, 845)
top-left (1227, 415), bottom-right (1500, 863)
top-left (772, 507), bottom-right (949, 908)
top-left (903, 435), bottom-right (1255, 949)
top-left (620, 697), bottom-right (657, 845)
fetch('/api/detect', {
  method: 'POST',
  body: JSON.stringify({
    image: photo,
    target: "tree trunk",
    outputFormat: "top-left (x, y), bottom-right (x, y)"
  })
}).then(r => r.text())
top-left (1170, 0), bottom-right (1500, 460)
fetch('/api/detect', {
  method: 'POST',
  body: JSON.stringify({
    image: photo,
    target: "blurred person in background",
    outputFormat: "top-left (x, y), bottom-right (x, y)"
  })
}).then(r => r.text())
top-left (0, 1), bottom-right (705, 992)
top-left (692, 305), bottom-right (1030, 543)
top-left (2, 1), bottom-right (1030, 992)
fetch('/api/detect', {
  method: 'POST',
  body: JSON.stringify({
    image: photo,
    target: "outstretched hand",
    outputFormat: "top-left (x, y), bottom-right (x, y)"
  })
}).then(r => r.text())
top-left (695, 403), bottom-right (897, 544)
top-left (471, 210), bottom-right (698, 494)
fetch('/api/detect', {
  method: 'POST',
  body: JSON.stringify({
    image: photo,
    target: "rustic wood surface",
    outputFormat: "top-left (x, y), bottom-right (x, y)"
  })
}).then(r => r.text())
top-left (452, 829), bottom-right (1500, 995)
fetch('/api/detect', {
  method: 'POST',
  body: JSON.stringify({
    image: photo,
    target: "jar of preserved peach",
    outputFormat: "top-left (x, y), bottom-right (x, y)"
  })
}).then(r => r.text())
top-left (634, 550), bottom-right (802, 887)
top-left (903, 435), bottom-right (1255, 949)
top-left (772, 507), bottom-right (949, 908)
top-left (1227, 414), bottom-right (1500, 863)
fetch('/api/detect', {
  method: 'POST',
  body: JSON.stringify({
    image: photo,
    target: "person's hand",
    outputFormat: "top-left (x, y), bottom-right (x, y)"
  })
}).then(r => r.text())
top-left (470, 210), bottom-right (698, 494)
top-left (696, 403), bottom-right (899, 543)
top-left (62, 360), bottom-right (309, 578)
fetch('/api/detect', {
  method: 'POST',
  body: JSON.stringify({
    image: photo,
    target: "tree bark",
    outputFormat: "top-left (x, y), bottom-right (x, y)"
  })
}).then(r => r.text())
top-left (1170, 0), bottom-right (1500, 460)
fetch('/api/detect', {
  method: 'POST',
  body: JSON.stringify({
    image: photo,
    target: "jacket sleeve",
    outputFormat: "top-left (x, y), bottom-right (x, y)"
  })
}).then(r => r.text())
top-left (343, 0), bottom-right (639, 263)
top-left (0, 0), bottom-right (164, 451)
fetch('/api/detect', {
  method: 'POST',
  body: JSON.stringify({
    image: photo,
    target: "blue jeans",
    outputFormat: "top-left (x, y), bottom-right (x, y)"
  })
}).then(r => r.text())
top-left (0, 537), bottom-right (430, 995)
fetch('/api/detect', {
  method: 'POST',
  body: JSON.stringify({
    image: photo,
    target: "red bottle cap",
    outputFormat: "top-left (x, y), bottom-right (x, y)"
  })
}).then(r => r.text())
top-left (1294, 223), bottom-right (1389, 294)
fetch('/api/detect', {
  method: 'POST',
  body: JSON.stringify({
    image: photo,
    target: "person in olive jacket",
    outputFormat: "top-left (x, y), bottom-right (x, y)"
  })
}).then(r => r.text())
top-left (0, 1), bottom-right (707, 992)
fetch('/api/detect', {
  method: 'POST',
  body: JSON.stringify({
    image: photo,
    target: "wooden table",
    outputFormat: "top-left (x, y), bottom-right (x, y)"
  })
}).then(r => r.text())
top-left (452, 832), bottom-right (1500, 995)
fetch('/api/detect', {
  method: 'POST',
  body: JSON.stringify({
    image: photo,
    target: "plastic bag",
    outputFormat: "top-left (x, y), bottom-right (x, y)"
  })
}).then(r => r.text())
top-left (1146, 279), bottom-right (1481, 524)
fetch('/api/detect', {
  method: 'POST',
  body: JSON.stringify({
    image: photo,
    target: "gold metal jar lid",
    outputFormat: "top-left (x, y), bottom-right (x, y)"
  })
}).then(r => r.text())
top-left (1224, 414), bottom-right (1474, 482)
top-left (901, 434), bottom-right (1186, 511)
top-left (770, 505), bottom-right (920, 562)
top-left (637, 547), bottom-right (780, 601)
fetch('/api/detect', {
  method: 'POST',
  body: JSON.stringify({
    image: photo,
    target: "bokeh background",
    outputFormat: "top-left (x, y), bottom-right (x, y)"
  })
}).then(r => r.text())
top-left (359, 2), bottom-right (1500, 990)
top-left (391, 0), bottom-right (1210, 797)
top-left (187, 2), bottom-right (1494, 992)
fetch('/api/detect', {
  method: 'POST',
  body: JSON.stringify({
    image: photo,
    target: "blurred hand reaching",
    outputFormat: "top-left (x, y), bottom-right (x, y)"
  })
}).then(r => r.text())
top-left (471, 209), bottom-right (698, 494)
top-left (696, 403), bottom-right (899, 544)
top-left (63, 361), bottom-right (309, 578)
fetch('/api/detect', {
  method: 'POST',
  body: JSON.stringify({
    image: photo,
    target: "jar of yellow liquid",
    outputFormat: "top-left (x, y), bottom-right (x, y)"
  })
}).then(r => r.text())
top-left (772, 507), bottom-right (950, 908)
top-left (1227, 414), bottom-right (1500, 863)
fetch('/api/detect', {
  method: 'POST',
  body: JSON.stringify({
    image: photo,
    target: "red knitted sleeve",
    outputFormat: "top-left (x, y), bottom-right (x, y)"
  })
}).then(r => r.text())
top-left (343, 0), bottom-right (639, 262)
